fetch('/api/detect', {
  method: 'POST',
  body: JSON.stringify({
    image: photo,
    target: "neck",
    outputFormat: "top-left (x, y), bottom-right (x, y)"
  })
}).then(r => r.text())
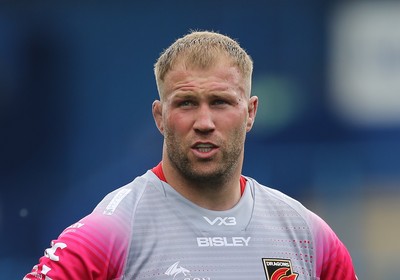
top-left (161, 159), bottom-right (242, 211)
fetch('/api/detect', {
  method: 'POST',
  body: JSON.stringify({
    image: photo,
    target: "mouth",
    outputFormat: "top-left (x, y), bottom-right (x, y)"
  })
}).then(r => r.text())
top-left (191, 142), bottom-right (219, 157)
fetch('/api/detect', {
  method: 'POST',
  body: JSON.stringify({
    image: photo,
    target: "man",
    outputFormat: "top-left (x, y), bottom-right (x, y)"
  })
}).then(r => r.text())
top-left (24, 31), bottom-right (357, 279)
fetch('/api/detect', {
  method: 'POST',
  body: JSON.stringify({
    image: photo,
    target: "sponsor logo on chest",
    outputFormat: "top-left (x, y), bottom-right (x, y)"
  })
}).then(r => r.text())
top-left (203, 216), bottom-right (237, 226)
top-left (165, 261), bottom-right (211, 280)
top-left (197, 236), bottom-right (251, 247)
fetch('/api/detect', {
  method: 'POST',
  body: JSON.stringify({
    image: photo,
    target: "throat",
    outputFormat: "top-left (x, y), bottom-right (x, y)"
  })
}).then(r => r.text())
top-left (152, 162), bottom-right (246, 210)
top-left (174, 177), bottom-right (242, 211)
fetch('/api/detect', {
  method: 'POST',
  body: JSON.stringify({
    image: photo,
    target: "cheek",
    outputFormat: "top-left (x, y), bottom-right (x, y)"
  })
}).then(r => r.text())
top-left (219, 111), bottom-right (248, 130)
top-left (165, 112), bottom-right (192, 135)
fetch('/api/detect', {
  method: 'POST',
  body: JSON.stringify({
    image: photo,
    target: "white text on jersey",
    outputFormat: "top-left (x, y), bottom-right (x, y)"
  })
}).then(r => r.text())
top-left (197, 237), bottom-right (251, 247)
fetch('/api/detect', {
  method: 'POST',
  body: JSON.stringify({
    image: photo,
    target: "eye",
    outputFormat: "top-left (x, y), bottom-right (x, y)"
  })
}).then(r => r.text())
top-left (178, 100), bottom-right (196, 107)
top-left (212, 99), bottom-right (229, 106)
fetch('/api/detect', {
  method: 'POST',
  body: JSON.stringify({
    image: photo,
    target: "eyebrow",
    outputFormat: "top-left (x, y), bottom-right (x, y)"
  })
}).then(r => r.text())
top-left (172, 90), bottom-right (234, 99)
top-left (173, 84), bottom-right (232, 95)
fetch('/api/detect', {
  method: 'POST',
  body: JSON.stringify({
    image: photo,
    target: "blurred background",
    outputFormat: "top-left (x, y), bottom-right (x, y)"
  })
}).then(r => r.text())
top-left (1, 1), bottom-right (400, 279)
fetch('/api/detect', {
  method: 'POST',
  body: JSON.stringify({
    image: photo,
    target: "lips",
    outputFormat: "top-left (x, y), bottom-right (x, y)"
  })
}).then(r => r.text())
top-left (194, 143), bottom-right (215, 152)
top-left (191, 142), bottom-right (219, 157)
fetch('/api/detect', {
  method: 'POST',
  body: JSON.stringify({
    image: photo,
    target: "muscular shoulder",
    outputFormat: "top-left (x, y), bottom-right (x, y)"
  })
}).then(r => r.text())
top-left (23, 171), bottom-right (156, 280)
top-left (249, 177), bottom-right (343, 242)
top-left (249, 177), bottom-right (314, 220)
top-left (248, 177), bottom-right (357, 279)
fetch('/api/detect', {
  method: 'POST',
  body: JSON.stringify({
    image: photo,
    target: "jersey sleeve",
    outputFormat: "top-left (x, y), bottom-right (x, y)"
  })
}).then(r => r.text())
top-left (309, 211), bottom-right (358, 280)
top-left (23, 211), bottom-right (130, 280)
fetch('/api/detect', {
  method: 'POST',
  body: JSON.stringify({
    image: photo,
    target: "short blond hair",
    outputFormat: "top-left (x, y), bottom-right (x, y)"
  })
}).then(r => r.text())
top-left (154, 31), bottom-right (253, 98)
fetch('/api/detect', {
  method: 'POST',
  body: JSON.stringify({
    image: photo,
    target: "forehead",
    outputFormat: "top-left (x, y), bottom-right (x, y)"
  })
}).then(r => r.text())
top-left (162, 57), bottom-right (245, 95)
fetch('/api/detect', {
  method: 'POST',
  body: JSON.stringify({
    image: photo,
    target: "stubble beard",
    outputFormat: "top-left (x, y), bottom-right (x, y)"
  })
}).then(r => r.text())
top-left (165, 131), bottom-right (244, 190)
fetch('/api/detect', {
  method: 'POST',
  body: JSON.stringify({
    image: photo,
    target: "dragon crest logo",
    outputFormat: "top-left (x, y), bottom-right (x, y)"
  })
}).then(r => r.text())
top-left (262, 258), bottom-right (299, 280)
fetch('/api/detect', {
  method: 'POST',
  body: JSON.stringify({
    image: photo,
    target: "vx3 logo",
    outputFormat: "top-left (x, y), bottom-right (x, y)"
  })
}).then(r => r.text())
top-left (203, 216), bottom-right (236, 226)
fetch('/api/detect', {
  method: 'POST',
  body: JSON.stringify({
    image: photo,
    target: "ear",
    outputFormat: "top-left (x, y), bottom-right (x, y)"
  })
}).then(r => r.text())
top-left (152, 100), bottom-right (164, 135)
top-left (246, 96), bottom-right (258, 132)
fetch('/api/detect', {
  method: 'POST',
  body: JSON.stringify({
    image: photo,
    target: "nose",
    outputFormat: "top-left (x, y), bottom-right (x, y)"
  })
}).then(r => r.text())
top-left (193, 104), bottom-right (215, 133)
